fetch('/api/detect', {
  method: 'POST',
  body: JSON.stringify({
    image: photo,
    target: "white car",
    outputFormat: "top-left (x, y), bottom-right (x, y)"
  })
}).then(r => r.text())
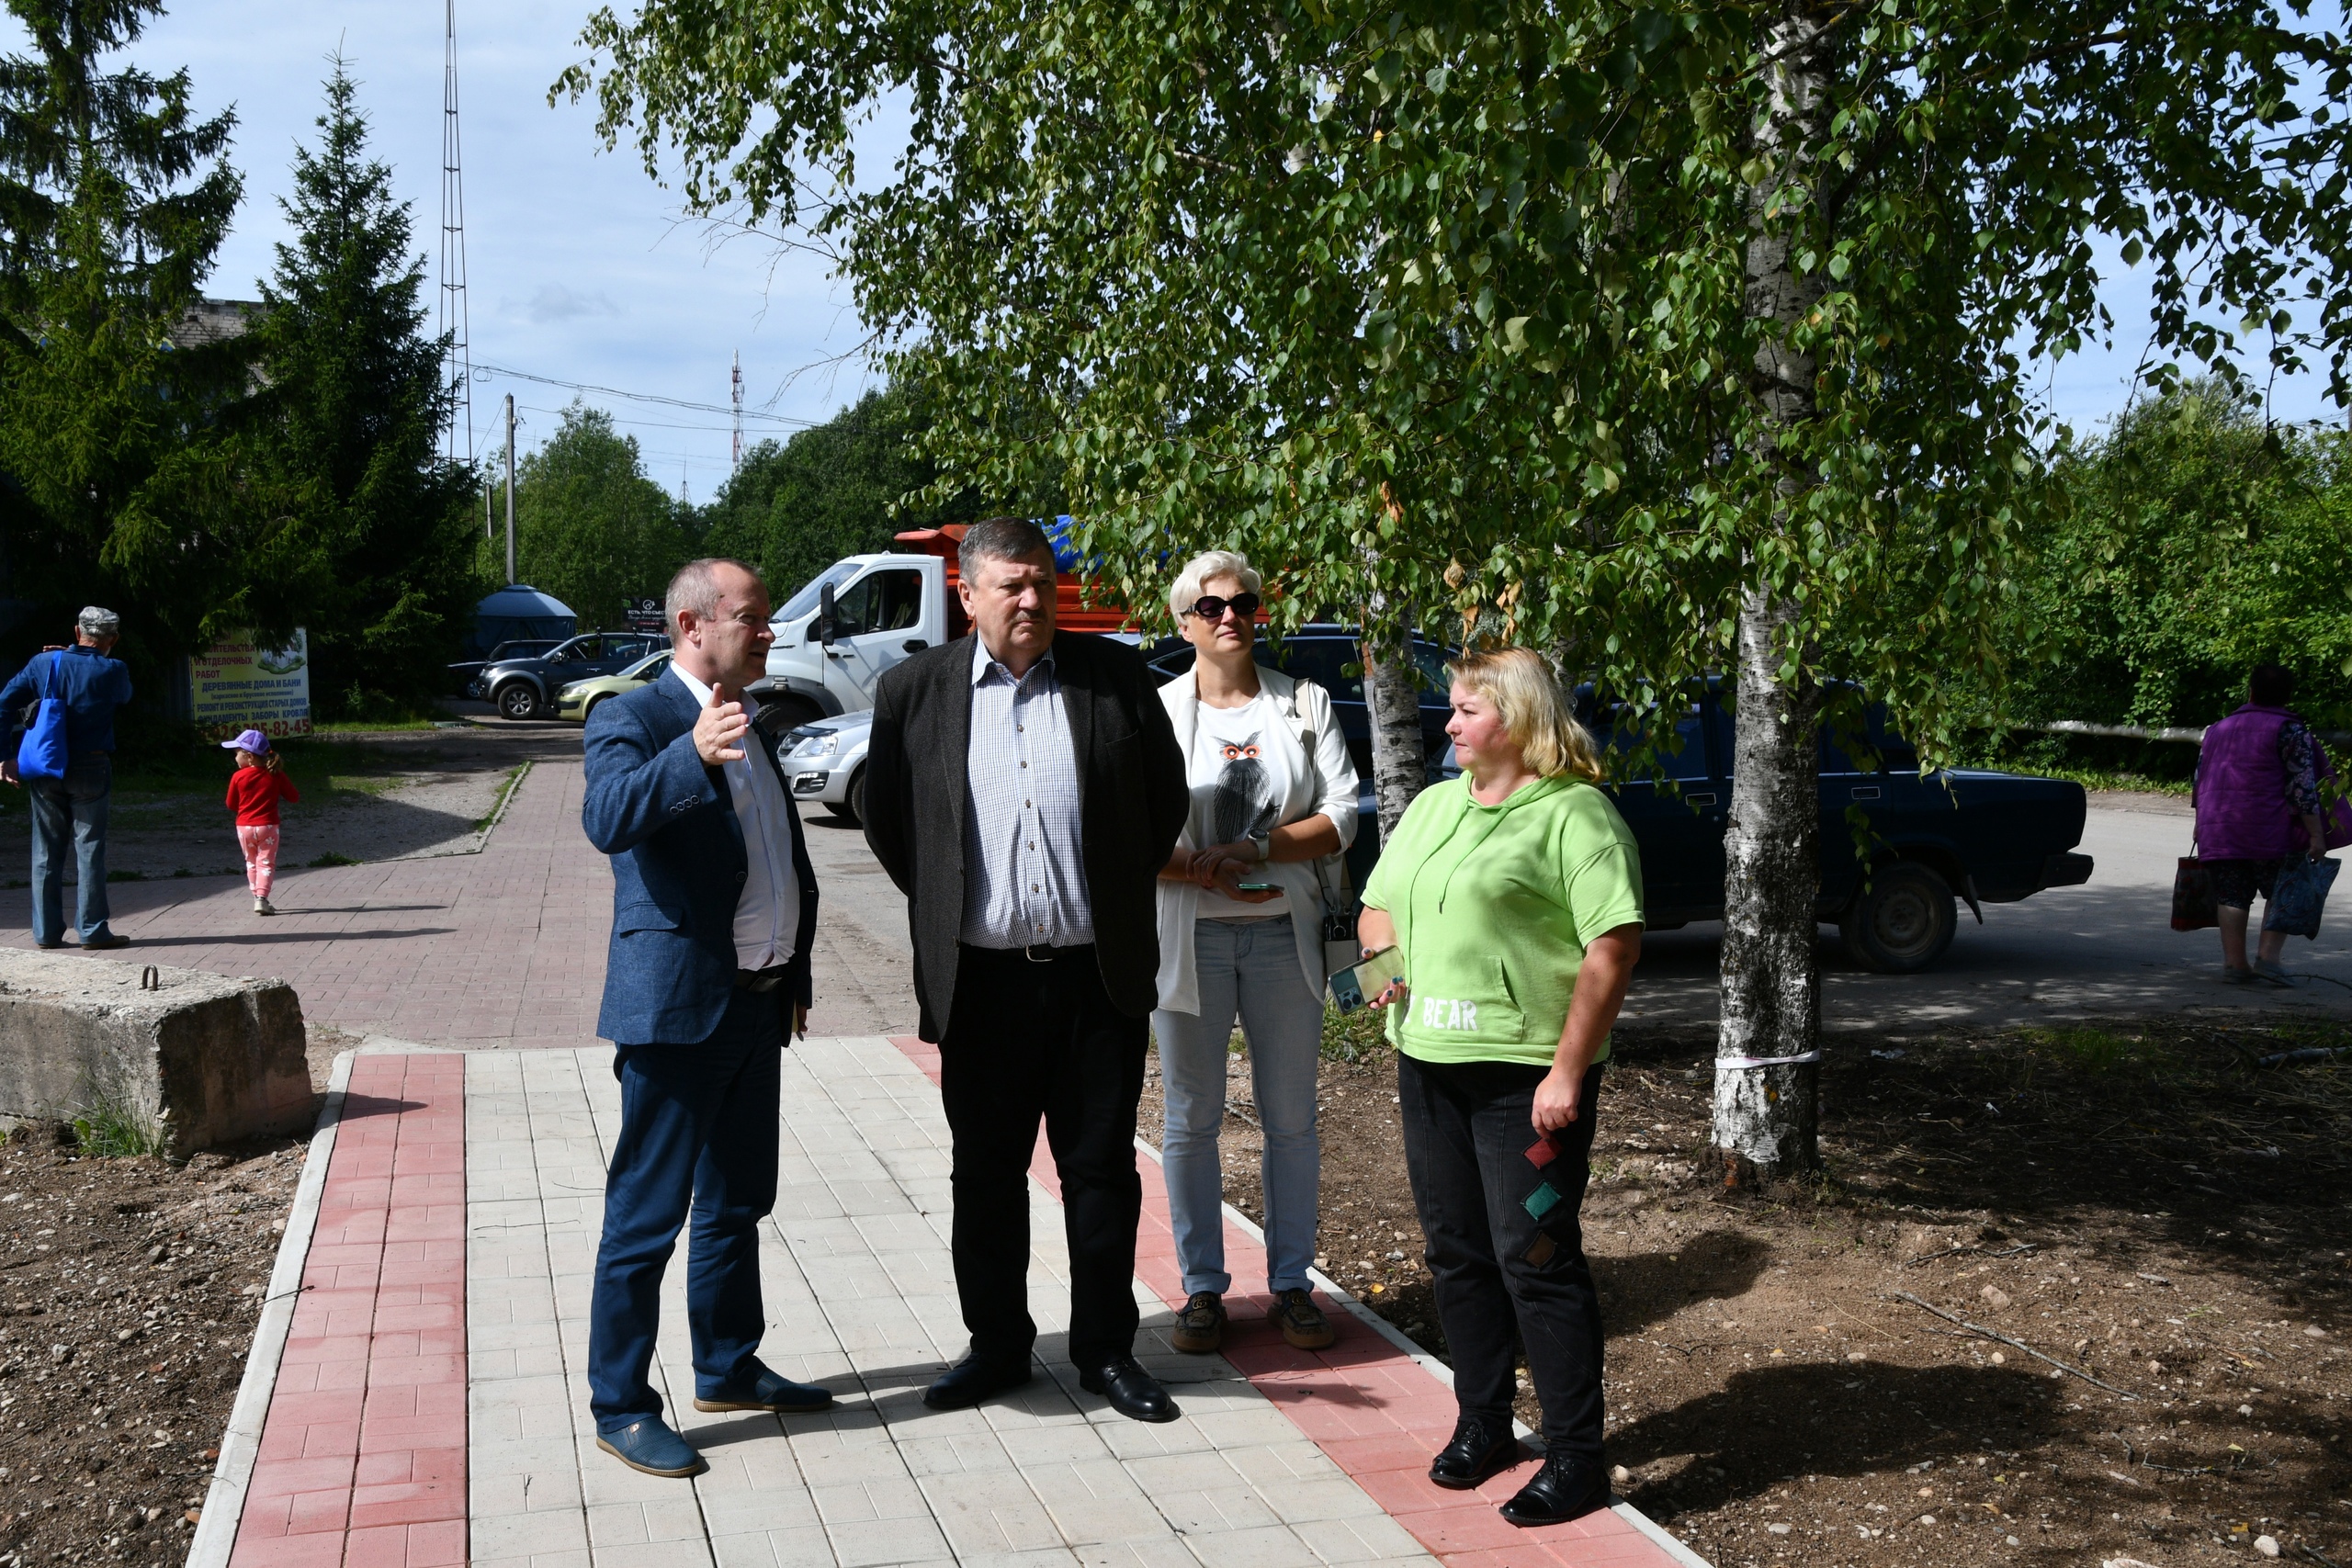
top-left (775, 709), bottom-right (873, 824)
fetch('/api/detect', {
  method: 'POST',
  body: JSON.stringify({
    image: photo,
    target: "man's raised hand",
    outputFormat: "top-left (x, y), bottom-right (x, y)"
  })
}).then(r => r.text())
top-left (693, 682), bottom-right (751, 765)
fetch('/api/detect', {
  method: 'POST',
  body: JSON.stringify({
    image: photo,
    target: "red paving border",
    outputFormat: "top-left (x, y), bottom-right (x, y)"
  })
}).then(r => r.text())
top-left (886, 1035), bottom-right (1692, 1568)
top-left (229, 1054), bottom-right (469, 1568)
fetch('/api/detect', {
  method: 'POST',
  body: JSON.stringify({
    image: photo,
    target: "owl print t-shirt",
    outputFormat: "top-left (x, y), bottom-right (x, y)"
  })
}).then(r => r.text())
top-left (1188, 693), bottom-right (1294, 919)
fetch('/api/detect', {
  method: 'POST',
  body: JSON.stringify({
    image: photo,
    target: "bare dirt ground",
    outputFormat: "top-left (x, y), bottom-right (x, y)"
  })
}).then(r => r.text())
top-left (1144, 1010), bottom-right (2352, 1568)
top-left (0, 1125), bottom-right (304, 1567)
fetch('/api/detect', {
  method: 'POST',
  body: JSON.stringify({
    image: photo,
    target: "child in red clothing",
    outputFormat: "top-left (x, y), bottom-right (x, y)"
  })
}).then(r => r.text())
top-left (221, 729), bottom-right (300, 914)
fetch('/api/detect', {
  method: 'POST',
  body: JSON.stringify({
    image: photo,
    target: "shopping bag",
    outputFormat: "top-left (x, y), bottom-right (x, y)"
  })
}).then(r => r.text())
top-left (2263, 854), bottom-right (2341, 940)
top-left (14, 655), bottom-right (66, 783)
top-left (2308, 738), bottom-right (2352, 852)
top-left (2171, 856), bottom-right (2219, 931)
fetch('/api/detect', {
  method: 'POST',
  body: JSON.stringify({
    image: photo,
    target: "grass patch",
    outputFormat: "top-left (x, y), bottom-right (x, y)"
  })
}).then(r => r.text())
top-left (306, 852), bottom-right (360, 868)
top-left (308, 717), bottom-right (447, 734)
top-left (104, 868), bottom-right (143, 883)
top-left (2022, 1022), bottom-right (2143, 1073)
top-left (1322, 1001), bottom-right (1391, 1063)
top-left (473, 763), bottom-right (527, 829)
top-left (72, 1100), bottom-right (158, 1158)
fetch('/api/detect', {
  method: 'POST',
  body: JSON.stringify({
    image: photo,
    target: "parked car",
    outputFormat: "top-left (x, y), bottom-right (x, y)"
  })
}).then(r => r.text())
top-left (448, 638), bottom-right (560, 694)
top-left (1419, 685), bottom-right (2092, 973)
top-left (553, 649), bottom-right (673, 723)
top-left (1144, 624), bottom-right (1454, 780)
top-left (469, 632), bottom-right (669, 720)
top-left (771, 709), bottom-right (873, 824)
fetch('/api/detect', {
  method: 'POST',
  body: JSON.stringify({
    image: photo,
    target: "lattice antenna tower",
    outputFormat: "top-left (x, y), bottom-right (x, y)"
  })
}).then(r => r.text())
top-left (731, 352), bottom-right (743, 475)
top-left (438, 0), bottom-right (476, 491)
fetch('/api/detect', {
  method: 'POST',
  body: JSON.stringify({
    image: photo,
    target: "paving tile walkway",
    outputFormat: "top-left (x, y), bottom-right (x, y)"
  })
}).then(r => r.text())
top-left (201, 1037), bottom-right (1704, 1568)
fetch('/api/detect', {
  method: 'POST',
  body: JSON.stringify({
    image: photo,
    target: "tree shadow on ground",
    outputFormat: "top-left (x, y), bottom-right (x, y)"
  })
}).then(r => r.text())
top-left (1610, 1359), bottom-right (2061, 1514)
top-left (1595, 1230), bottom-right (1773, 1338)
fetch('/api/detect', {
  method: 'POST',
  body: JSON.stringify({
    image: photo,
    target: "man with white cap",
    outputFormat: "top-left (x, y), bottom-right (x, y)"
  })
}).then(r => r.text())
top-left (0, 608), bottom-right (135, 949)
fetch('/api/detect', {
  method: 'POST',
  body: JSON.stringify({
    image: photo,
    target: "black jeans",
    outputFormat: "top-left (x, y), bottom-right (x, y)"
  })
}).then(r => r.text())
top-left (1397, 1053), bottom-right (1607, 1461)
top-left (941, 944), bottom-right (1148, 1368)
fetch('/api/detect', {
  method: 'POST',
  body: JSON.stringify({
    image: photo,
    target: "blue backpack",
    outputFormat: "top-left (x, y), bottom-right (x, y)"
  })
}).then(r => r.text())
top-left (16, 655), bottom-right (68, 782)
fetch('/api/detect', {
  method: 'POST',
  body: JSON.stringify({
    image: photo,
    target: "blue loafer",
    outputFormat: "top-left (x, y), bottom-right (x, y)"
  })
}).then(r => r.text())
top-left (694, 1363), bottom-right (837, 1415)
top-left (595, 1416), bottom-right (707, 1478)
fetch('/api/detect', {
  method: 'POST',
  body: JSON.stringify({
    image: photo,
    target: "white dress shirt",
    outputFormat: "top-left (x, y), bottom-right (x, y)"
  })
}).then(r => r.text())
top-left (960, 637), bottom-right (1092, 948)
top-left (671, 667), bottom-right (800, 970)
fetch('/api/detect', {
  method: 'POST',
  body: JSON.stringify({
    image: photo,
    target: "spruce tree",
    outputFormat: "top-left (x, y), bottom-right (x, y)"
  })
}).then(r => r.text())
top-left (243, 60), bottom-right (478, 716)
top-left (0, 0), bottom-right (246, 670)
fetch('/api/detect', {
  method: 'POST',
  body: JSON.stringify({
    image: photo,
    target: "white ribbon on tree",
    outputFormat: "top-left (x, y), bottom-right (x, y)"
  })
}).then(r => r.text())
top-left (1714, 1051), bottom-right (1824, 1069)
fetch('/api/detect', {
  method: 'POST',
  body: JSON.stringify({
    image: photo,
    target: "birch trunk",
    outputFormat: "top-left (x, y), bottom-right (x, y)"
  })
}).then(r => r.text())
top-left (1361, 608), bottom-right (1427, 845)
top-left (1713, 0), bottom-right (1829, 1185)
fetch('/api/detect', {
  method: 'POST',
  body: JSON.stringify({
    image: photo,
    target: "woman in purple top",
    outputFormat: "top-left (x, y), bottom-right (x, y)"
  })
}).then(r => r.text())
top-left (2193, 664), bottom-right (2328, 985)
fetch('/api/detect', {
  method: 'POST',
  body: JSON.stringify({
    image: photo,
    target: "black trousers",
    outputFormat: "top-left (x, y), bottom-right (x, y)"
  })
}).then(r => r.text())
top-left (1397, 1053), bottom-right (1607, 1461)
top-left (940, 943), bottom-right (1148, 1368)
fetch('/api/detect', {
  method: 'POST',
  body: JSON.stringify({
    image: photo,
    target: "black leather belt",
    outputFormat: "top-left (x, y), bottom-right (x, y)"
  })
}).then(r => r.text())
top-left (735, 964), bottom-right (789, 993)
top-left (963, 941), bottom-right (1095, 965)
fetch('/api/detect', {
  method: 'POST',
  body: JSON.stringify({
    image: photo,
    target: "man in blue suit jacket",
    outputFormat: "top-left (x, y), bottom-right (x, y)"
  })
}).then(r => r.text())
top-left (580, 557), bottom-right (833, 1478)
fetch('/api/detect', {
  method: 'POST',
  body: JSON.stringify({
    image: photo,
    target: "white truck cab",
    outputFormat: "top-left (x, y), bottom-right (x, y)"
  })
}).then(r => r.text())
top-left (754, 553), bottom-right (951, 729)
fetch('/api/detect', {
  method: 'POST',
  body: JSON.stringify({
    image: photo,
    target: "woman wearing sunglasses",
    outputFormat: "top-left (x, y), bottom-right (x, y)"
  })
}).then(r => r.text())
top-left (1151, 551), bottom-right (1361, 1356)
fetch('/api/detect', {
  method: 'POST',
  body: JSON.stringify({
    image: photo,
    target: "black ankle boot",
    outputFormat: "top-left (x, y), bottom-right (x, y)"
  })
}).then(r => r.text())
top-left (1428, 1416), bottom-right (1521, 1489)
top-left (1498, 1450), bottom-right (1611, 1526)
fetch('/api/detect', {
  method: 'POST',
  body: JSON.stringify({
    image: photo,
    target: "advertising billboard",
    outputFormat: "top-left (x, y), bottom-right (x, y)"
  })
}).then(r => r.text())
top-left (187, 630), bottom-right (312, 739)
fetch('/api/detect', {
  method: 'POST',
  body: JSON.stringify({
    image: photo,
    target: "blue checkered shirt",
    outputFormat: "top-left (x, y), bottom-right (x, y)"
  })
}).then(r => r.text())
top-left (961, 637), bottom-right (1092, 948)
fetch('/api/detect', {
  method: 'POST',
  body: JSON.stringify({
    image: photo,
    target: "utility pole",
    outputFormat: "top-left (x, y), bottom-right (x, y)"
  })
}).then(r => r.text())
top-left (503, 393), bottom-right (516, 586)
top-left (731, 352), bottom-right (742, 476)
top-left (438, 0), bottom-right (473, 473)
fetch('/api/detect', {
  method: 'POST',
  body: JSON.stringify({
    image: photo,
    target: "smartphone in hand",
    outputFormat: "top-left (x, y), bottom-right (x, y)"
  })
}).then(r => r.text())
top-left (1329, 945), bottom-right (1405, 1012)
top-left (1236, 881), bottom-right (1279, 893)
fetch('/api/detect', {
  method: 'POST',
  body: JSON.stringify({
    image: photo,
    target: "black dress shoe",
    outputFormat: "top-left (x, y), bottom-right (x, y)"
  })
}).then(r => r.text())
top-left (1429, 1416), bottom-right (1522, 1489)
top-left (1078, 1353), bottom-right (1178, 1423)
top-left (922, 1352), bottom-right (1032, 1410)
top-left (1498, 1451), bottom-right (1611, 1527)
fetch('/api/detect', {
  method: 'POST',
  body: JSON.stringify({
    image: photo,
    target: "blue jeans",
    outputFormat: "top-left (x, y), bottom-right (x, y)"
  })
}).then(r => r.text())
top-left (1152, 916), bottom-right (1323, 1295)
top-left (586, 989), bottom-right (783, 1433)
top-left (28, 751), bottom-right (113, 945)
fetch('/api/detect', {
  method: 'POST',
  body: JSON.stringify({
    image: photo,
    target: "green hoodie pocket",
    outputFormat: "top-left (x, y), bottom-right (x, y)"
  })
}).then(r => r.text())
top-left (1402, 953), bottom-right (1526, 1043)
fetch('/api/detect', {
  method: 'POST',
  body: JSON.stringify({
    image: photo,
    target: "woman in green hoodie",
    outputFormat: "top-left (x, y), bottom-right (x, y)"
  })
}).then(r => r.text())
top-left (1357, 647), bottom-right (1642, 1528)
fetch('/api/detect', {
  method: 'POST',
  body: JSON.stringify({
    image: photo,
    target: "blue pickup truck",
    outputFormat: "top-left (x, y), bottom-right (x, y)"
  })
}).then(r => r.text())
top-left (1358, 684), bottom-right (2091, 974)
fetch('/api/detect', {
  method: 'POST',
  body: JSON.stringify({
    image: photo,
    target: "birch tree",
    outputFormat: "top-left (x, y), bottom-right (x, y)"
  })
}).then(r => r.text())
top-left (561, 0), bottom-right (2352, 1181)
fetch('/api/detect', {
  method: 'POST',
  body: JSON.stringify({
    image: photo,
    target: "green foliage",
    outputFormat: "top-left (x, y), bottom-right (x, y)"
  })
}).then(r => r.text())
top-left (1320, 1002), bottom-right (1391, 1066)
top-left (72, 1099), bottom-right (157, 1158)
top-left (490, 403), bottom-right (695, 629)
top-left (0, 0), bottom-right (250, 674)
top-left (698, 384), bottom-right (980, 599)
top-left (240, 62), bottom-right (481, 719)
top-left (2022, 1025), bottom-right (2141, 1076)
top-left (558, 0), bottom-right (2352, 775)
top-left (2006, 383), bottom-right (2352, 731)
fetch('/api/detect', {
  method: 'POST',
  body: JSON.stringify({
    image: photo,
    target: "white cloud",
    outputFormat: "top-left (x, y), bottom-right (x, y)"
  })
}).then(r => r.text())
top-left (508, 283), bottom-right (621, 324)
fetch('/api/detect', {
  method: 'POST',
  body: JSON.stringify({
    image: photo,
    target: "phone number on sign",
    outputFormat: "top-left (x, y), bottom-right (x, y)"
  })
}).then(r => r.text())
top-left (203, 718), bottom-right (311, 741)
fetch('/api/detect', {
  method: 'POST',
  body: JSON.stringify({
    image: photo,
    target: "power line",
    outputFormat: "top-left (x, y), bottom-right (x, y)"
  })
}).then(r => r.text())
top-left (474, 361), bottom-right (821, 425)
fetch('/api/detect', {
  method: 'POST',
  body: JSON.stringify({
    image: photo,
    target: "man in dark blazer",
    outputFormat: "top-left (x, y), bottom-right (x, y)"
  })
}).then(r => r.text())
top-left (580, 557), bottom-right (834, 1478)
top-left (865, 516), bottom-right (1189, 1421)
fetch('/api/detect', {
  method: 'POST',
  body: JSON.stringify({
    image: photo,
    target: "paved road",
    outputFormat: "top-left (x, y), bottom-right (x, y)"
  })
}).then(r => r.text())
top-left (1627, 792), bottom-right (2352, 1034)
top-left (5, 749), bottom-right (2338, 1047)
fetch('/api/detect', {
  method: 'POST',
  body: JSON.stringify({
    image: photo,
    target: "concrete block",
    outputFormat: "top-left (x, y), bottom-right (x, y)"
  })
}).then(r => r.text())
top-left (0, 950), bottom-right (311, 1155)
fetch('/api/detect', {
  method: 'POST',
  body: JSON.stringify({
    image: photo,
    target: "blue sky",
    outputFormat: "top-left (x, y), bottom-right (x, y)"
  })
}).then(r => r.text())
top-left (15, 1), bottom-right (2346, 507)
top-left (94, 0), bottom-right (888, 502)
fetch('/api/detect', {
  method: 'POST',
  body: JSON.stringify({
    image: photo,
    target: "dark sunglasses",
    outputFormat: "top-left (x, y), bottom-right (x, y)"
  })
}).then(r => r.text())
top-left (1184, 592), bottom-right (1261, 622)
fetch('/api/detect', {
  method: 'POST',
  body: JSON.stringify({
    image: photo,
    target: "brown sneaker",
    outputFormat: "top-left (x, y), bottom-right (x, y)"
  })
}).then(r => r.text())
top-left (1170, 1290), bottom-right (1226, 1353)
top-left (1271, 1287), bottom-right (1337, 1350)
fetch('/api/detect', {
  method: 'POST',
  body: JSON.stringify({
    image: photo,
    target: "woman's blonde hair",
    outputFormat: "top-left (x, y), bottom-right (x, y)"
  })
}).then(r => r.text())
top-left (1446, 647), bottom-right (1604, 783)
top-left (1167, 549), bottom-right (1262, 620)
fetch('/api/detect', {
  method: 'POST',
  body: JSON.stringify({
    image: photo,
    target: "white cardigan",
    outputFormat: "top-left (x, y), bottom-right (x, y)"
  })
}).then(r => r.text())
top-left (1154, 664), bottom-right (1362, 1015)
